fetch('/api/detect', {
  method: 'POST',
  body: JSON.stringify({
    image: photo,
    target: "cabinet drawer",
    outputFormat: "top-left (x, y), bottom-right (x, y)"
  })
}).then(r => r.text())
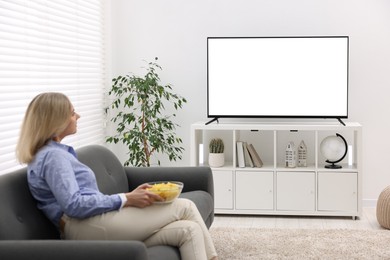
top-left (236, 171), bottom-right (274, 210)
top-left (277, 171), bottom-right (315, 211)
top-left (212, 170), bottom-right (234, 209)
top-left (318, 172), bottom-right (357, 212)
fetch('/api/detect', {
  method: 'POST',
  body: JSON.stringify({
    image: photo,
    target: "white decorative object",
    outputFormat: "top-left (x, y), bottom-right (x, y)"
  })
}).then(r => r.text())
top-left (298, 140), bottom-right (307, 167)
top-left (285, 141), bottom-right (296, 168)
top-left (348, 145), bottom-right (353, 166)
top-left (199, 144), bottom-right (204, 165)
top-left (209, 153), bottom-right (225, 168)
top-left (320, 133), bottom-right (348, 169)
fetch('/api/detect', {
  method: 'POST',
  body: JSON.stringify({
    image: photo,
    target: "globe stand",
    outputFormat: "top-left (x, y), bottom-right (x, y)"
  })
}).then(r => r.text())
top-left (322, 133), bottom-right (348, 169)
top-left (324, 162), bottom-right (343, 169)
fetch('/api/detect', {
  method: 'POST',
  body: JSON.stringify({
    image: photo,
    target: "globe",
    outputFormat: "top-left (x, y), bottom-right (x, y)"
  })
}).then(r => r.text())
top-left (320, 133), bottom-right (348, 169)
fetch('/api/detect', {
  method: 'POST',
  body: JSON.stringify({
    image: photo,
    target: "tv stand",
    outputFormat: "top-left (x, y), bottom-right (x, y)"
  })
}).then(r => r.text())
top-left (190, 121), bottom-right (362, 219)
top-left (337, 118), bottom-right (346, 126)
top-left (205, 117), bottom-right (219, 125)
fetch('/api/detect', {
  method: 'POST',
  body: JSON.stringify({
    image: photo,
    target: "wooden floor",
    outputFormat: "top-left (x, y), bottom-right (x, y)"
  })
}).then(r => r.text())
top-left (212, 207), bottom-right (384, 230)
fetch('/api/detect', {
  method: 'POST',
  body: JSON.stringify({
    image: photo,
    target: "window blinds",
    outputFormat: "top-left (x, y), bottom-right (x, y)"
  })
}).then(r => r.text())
top-left (0, 0), bottom-right (107, 174)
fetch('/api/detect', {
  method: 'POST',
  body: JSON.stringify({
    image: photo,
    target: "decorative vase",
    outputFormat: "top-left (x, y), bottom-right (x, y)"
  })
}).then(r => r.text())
top-left (209, 153), bottom-right (225, 168)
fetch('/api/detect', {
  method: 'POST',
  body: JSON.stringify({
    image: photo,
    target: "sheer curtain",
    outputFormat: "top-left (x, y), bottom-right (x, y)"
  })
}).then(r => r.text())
top-left (0, 0), bottom-right (107, 174)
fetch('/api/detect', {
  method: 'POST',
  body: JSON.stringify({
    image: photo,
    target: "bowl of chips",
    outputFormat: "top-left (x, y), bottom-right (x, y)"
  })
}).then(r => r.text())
top-left (147, 181), bottom-right (184, 204)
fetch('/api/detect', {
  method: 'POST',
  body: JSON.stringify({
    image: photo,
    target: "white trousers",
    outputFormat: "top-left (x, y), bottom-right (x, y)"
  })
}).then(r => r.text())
top-left (63, 198), bottom-right (217, 260)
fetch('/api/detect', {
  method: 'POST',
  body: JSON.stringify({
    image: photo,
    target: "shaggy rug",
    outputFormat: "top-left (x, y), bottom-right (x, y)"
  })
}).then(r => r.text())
top-left (210, 227), bottom-right (390, 259)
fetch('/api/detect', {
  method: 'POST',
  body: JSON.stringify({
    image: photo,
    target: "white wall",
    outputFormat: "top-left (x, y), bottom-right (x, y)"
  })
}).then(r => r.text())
top-left (109, 0), bottom-right (390, 205)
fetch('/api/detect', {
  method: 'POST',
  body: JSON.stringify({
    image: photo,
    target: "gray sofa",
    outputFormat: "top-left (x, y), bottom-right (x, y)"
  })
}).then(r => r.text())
top-left (0, 145), bottom-right (214, 260)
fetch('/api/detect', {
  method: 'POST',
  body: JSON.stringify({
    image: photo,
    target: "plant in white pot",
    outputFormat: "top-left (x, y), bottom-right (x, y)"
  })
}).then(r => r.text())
top-left (208, 138), bottom-right (225, 167)
top-left (105, 58), bottom-right (187, 167)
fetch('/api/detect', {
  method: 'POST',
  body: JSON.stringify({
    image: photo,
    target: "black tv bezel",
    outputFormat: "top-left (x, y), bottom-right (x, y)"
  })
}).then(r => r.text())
top-left (206, 36), bottom-right (349, 121)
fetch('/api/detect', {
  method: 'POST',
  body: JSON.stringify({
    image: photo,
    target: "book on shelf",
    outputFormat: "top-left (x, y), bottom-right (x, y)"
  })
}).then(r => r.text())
top-left (236, 141), bottom-right (245, 168)
top-left (247, 144), bottom-right (263, 168)
top-left (243, 142), bottom-right (254, 167)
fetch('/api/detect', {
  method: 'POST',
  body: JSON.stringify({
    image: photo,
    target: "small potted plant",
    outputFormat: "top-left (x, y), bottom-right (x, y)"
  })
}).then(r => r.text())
top-left (208, 138), bottom-right (225, 167)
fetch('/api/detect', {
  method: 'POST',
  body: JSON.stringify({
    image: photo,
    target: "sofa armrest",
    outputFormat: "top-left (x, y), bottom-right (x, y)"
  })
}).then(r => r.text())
top-left (125, 166), bottom-right (214, 198)
top-left (0, 240), bottom-right (148, 260)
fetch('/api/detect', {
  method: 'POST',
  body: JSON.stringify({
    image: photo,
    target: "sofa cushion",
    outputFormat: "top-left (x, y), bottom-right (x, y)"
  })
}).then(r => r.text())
top-left (180, 190), bottom-right (214, 228)
top-left (0, 240), bottom-right (148, 260)
top-left (76, 145), bottom-right (129, 194)
top-left (147, 245), bottom-right (180, 260)
top-left (0, 168), bottom-right (59, 239)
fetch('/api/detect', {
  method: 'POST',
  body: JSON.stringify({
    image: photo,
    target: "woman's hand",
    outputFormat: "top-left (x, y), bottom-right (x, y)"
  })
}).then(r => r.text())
top-left (123, 183), bottom-right (163, 208)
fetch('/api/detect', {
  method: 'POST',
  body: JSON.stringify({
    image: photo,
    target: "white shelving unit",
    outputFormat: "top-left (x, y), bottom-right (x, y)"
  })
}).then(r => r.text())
top-left (190, 121), bottom-right (362, 219)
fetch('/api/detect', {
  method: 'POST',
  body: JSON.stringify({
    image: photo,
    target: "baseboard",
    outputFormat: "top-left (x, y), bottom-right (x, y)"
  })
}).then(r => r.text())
top-left (363, 199), bottom-right (377, 208)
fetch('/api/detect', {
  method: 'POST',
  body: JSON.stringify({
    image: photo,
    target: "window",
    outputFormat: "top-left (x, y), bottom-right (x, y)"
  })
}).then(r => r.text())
top-left (0, 0), bottom-right (107, 174)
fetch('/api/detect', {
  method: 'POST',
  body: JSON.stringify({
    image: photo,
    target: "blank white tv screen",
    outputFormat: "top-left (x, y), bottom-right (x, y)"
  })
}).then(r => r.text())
top-left (207, 36), bottom-right (349, 118)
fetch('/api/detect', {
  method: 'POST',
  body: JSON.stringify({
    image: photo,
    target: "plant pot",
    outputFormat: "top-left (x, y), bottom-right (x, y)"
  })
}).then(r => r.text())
top-left (208, 153), bottom-right (225, 168)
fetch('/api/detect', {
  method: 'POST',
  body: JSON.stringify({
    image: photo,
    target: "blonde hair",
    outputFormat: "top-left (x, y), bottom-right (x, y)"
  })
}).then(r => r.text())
top-left (16, 92), bottom-right (73, 164)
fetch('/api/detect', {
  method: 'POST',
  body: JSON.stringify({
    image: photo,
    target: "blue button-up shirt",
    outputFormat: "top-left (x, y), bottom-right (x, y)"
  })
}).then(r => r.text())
top-left (28, 141), bottom-right (122, 228)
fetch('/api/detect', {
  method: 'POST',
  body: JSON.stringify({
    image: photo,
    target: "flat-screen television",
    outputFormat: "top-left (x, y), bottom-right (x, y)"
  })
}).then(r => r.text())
top-left (207, 36), bottom-right (349, 123)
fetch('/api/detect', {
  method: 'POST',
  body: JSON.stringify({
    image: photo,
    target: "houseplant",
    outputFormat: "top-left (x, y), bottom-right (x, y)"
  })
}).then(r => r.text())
top-left (105, 58), bottom-right (187, 167)
top-left (208, 138), bottom-right (225, 167)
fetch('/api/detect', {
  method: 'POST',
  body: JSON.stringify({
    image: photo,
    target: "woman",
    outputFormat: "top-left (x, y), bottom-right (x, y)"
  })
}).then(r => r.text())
top-left (16, 92), bottom-right (218, 260)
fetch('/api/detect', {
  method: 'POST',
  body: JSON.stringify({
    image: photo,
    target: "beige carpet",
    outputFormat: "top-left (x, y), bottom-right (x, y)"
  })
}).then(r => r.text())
top-left (210, 227), bottom-right (390, 259)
